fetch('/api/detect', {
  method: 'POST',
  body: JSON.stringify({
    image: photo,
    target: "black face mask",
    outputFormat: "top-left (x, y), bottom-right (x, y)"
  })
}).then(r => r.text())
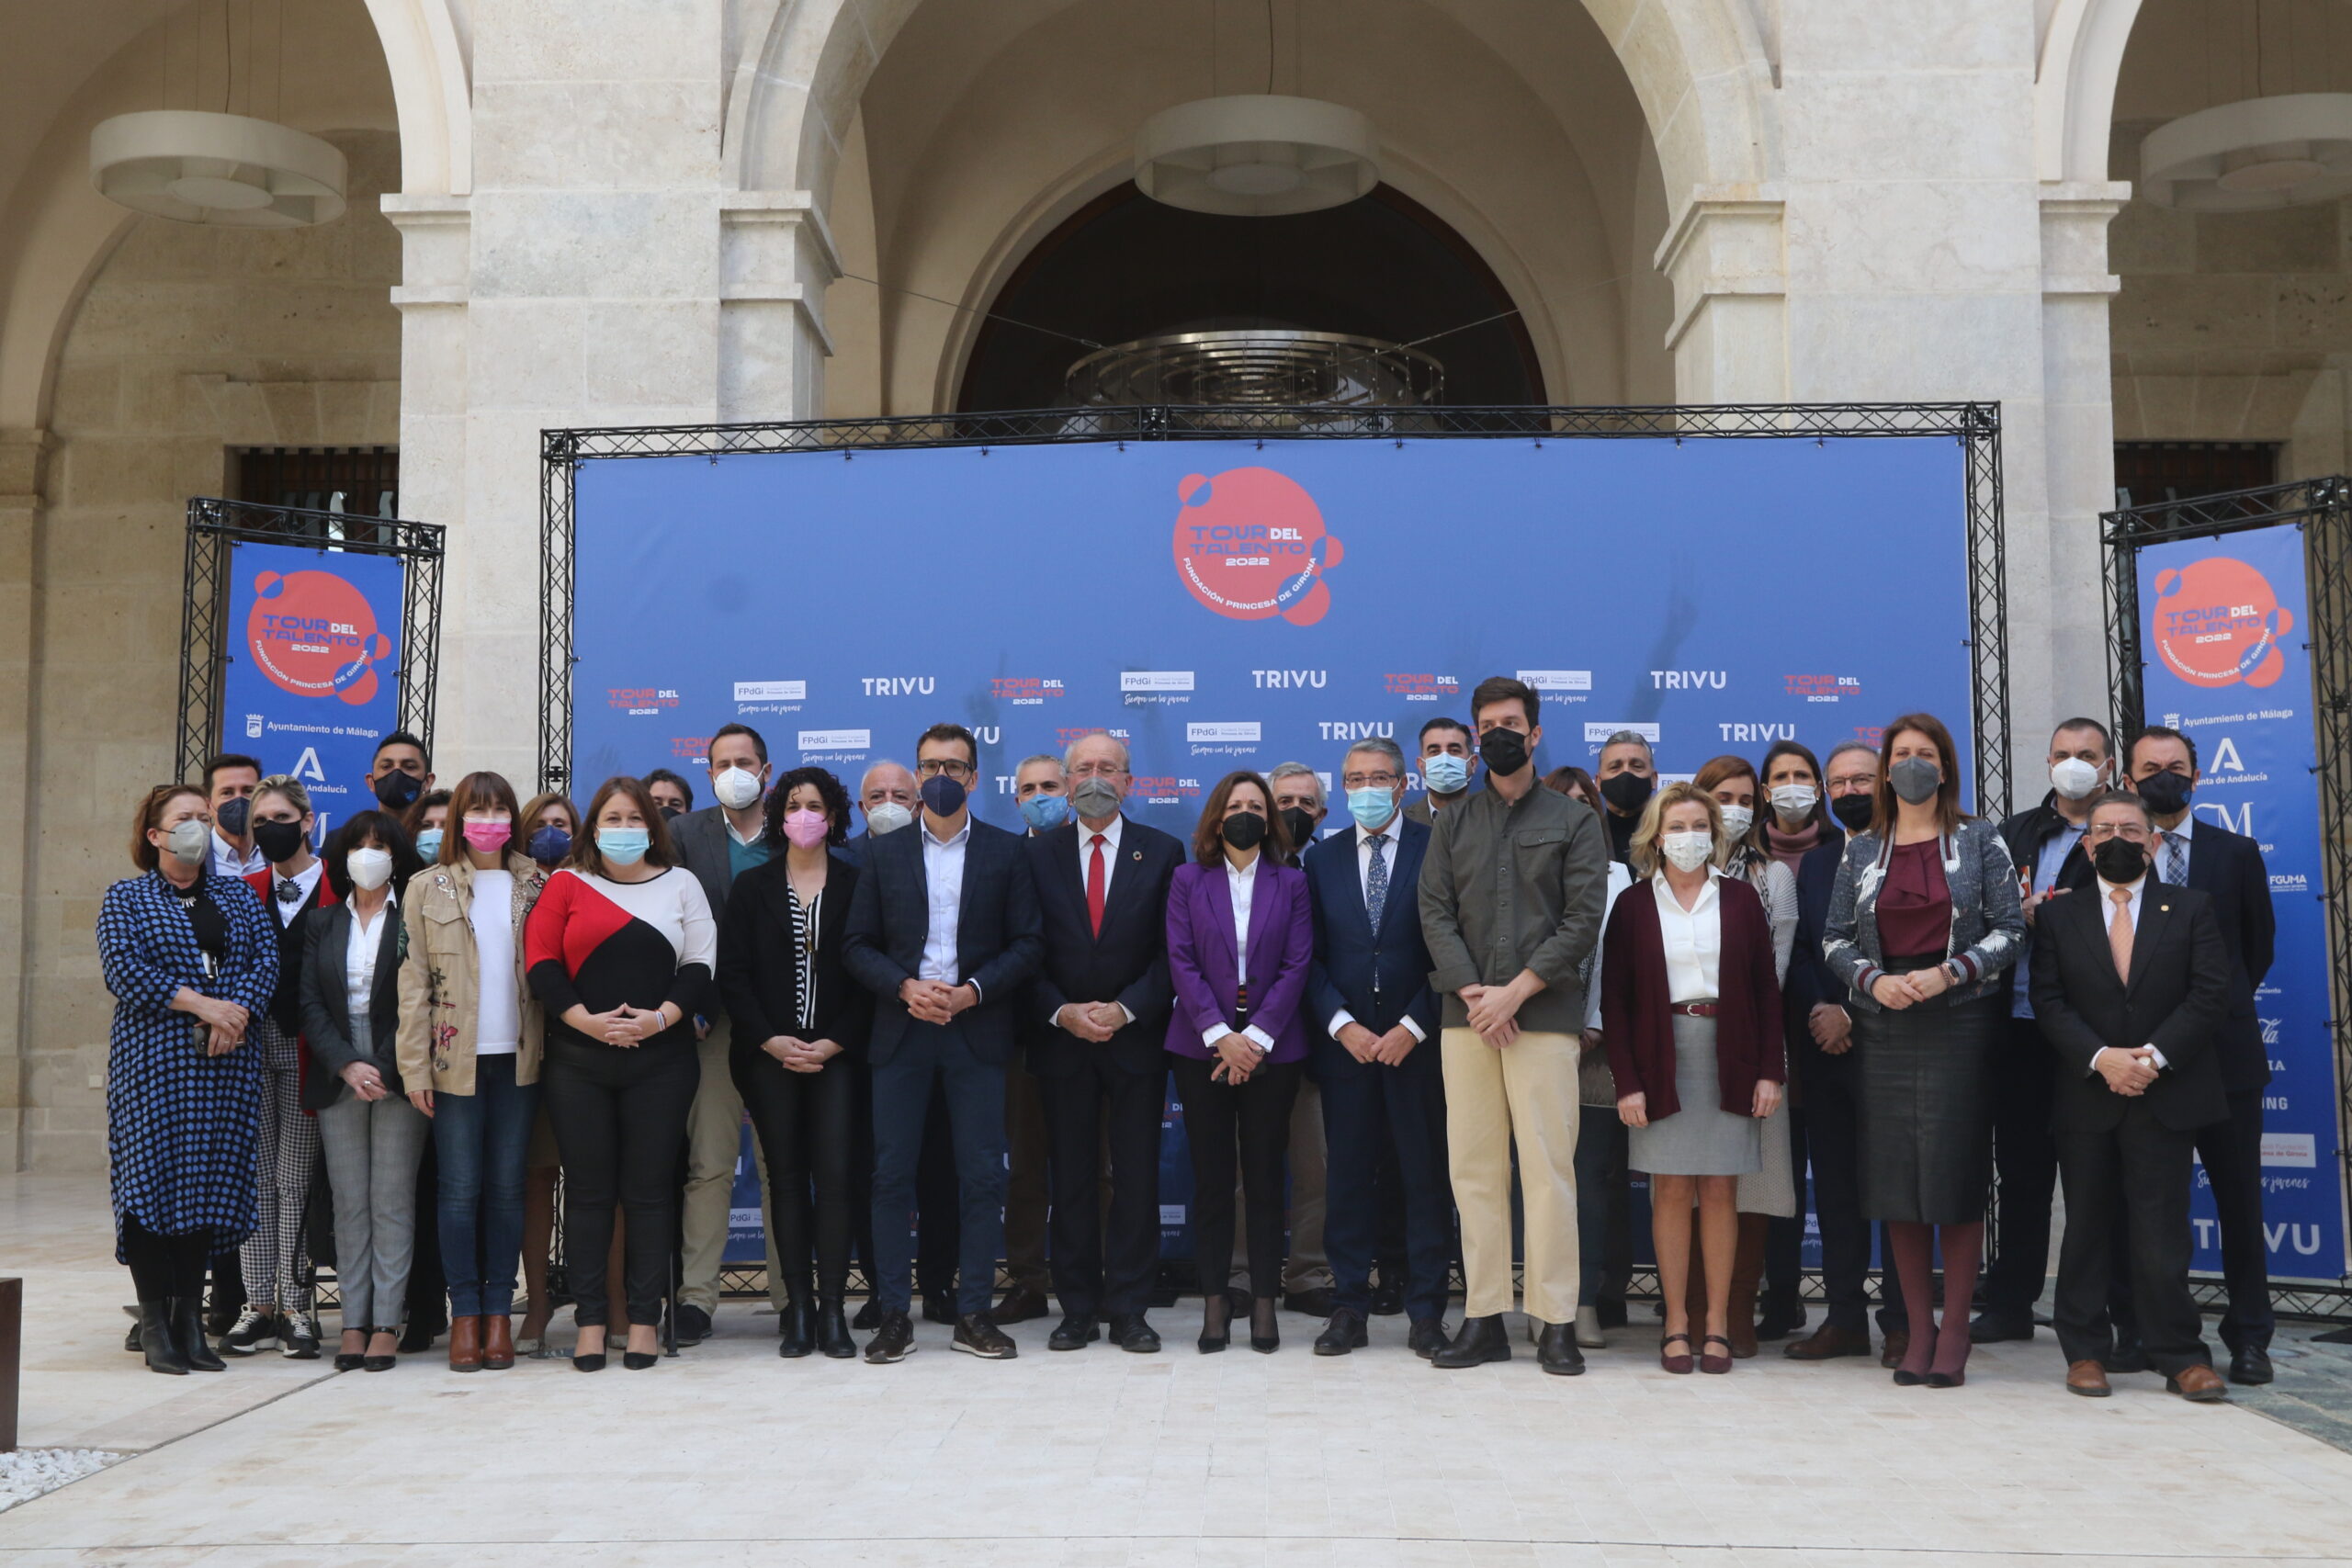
top-left (253, 819), bottom-right (307, 865)
top-left (1478, 728), bottom-right (1531, 778)
top-left (1829, 793), bottom-right (1874, 832)
top-left (2092, 836), bottom-right (2149, 884)
top-left (2133, 770), bottom-right (2192, 816)
top-left (1279, 807), bottom-right (1317, 850)
top-left (658, 804), bottom-right (684, 821)
top-left (1220, 810), bottom-right (1267, 852)
top-left (216, 795), bottom-right (251, 837)
top-left (372, 770), bottom-right (423, 811)
top-left (1599, 770), bottom-right (1654, 815)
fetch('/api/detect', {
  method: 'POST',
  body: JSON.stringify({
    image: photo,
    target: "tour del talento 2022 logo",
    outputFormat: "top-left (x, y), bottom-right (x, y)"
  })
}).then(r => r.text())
top-left (244, 568), bottom-right (394, 705)
top-left (2150, 554), bottom-right (2291, 691)
top-left (1171, 467), bottom-right (1344, 626)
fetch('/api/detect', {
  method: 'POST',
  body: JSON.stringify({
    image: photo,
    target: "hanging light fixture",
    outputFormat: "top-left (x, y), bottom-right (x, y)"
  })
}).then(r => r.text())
top-left (2140, 1), bottom-right (2352, 210)
top-left (89, 0), bottom-right (345, 228)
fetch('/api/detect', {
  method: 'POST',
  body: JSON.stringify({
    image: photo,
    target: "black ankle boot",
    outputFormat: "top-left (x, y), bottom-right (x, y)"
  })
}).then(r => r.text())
top-left (170, 1297), bottom-right (226, 1371)
top-left (777, 1299), bottom-right (816, 1359)
top-left (139, 1300), bottom-right (189, 1375)
top-left (1430, 1314), bottom-right (1513, 1369)
top-left (815, 1297), bottom-right (855, 1359)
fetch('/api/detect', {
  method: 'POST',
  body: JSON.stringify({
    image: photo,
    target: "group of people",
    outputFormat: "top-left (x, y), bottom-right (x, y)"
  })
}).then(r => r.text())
top-left (98, 675), bottom-right (2274, 1402)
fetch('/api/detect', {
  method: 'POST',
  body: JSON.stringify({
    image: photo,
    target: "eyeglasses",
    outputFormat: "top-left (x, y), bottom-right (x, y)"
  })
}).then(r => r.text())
top-left (2086, 821), bottom-right (2151, 842)
top-left (917, 759), bottom-right (975, 779)
top-left (1341, 772), bottom-right (1401, 789)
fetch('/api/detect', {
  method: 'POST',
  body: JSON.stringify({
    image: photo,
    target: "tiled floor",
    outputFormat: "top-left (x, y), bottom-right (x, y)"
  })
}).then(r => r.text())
top-left (6, 1172), bottom-right (2352, 1566)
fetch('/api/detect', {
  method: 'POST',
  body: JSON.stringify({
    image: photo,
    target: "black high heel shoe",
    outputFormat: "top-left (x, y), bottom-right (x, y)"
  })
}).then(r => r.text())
top-left (1250, 1296), bottom-right (1280, 1355)
top-left (572, 1327), bottom-right (607, 1372)
top-left (1198, 1292), bottom-right (1232, 1354)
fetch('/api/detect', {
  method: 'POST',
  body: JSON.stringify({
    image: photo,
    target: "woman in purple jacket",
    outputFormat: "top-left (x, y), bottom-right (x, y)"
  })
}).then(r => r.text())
top-left (1166, 770), bottom-right (1315, 1356)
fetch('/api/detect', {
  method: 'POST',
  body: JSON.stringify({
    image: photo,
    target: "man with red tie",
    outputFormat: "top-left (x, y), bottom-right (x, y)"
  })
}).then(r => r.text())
top-left (1023, 732), bottom-right (1186, 1351)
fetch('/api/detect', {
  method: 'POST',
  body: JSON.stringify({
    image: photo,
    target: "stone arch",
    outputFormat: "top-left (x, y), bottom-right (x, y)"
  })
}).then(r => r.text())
top-left (2037, 0), bottom-right (2147, 182)
top-left (360, 0), bottom-right (473, 196)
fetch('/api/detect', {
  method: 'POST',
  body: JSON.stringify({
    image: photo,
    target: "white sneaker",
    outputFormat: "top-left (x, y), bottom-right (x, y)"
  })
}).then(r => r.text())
top-left (1574, 1305), bottom-right (1606, 1348)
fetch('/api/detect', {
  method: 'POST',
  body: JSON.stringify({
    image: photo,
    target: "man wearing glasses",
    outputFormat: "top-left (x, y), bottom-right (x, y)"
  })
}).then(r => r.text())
top-left (1301, 737), bottom-right (1450, 1358)
top-left (843, 722), bottom-right (1043, 1362)
top-left (2028, 790), bottom-right (2231, 1403)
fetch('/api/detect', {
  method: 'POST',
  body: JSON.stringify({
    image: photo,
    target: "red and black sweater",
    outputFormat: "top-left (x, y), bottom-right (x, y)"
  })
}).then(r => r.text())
top-left (525, 866), bottom-right (716, 1048)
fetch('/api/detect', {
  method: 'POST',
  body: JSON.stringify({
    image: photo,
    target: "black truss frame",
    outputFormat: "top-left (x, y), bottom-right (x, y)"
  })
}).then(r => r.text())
top-left (175, 497), bottom-right (447, 781)
top-left (2103, 475), bottom-right (2352, 1321)
top-left (539, 401), bottom-right (2010, 811)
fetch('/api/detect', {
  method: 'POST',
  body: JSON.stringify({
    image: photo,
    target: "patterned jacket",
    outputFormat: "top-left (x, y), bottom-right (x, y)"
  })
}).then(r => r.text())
top-left (1822, 816), bottom-right (2025, 1012)
top-left (395, 852), bottom-right (548, 1094)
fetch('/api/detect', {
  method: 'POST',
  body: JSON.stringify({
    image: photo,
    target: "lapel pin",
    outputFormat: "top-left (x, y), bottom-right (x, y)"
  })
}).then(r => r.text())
top-left (1133, 850), bottom-right (1143, 861)
top-left (2160, 904), bottom-right (2170, 912)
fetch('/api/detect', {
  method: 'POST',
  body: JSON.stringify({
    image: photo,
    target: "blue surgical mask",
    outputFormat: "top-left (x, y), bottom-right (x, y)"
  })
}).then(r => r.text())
top-left (598, 826), bottom-right (651, 865)
top-left (528, 825), bottom-right (571, 866)
top-left (413, 827), bottom-right (443, 861)
top-left (1020, 793), bottom-right (1071, 831)
top-left (1347, 785), bottom-right (1399, 832)
top-left (1421, 753), bottom-right (1470, 795)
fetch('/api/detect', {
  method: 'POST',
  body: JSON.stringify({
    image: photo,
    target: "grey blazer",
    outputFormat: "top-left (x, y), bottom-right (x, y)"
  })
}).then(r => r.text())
top-left (1822, 815), bottom-right (2025, 1012)
top-left (298, 899), bottom-right (407, 1111)
top-left (670, 805), bottom-right (758, 1018)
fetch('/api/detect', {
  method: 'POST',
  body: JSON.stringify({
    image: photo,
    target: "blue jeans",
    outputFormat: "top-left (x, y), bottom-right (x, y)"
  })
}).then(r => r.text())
top-left (432, 1053), bottom-right (538, 1319)
top-left (1575, 1106), bottom-right (1624, 1309)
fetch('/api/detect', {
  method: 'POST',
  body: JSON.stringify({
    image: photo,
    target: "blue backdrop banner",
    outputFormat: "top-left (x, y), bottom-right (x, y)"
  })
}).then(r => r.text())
top-left (220, 539), bottom-right (406, 838)
top-left (2136, 525), bottom-right (2347, 1282)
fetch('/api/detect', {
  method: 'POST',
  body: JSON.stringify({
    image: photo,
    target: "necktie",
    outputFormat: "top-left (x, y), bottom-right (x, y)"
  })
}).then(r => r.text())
top-left (1086, 834), bottom-right (1107, 938)
top-left (2108, 886), bottom-right (2134, 984)
top-left (1364, 832), bottom-right (1389, 931)
top-left (2163, 829), bottom-right (2188, 886)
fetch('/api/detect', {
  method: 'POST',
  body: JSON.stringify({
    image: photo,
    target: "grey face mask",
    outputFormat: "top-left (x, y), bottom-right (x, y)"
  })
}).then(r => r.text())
top-left (1889, 756), bottom-right (1942, 806)
top-left (165, 818), bottom-right (210, 866)
top-left (1069, 776), bottom-right (1122, 819)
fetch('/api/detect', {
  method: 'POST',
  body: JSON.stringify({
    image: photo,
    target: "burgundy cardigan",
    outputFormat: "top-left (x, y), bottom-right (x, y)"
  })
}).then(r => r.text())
top-left (1600, 871), bottom-right (1784, 1119)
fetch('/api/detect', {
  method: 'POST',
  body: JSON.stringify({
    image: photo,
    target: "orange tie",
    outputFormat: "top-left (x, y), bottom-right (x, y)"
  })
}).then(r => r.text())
top-left (2108, 886), bottom-right (2134, 984)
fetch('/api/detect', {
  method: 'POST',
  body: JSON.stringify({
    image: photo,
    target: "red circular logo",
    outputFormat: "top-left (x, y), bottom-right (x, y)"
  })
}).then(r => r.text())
top-left (244, 569), bottom-right (393, 706)
top-left (2151, 555), bottom-right (2292, 690)
top-left (1170, 467), bottom-right (1344, 626)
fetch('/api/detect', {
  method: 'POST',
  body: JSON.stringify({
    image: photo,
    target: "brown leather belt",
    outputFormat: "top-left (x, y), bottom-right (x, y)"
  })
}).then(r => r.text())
top-left (1668, 1001), bottom-right (1719, 1017)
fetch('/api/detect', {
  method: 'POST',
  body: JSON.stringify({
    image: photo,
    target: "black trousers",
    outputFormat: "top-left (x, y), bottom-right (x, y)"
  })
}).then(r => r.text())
top-left (2199, 1089), bottom-right (2275, 1348)
top-left (2055, 1102), bottom-right (2211, 1376)
top-left (1983, 1013), bottom-right (2060, 1318)
top-left (1170, 1055), bottom-right (1301, 1301)
top-left (544, 1036), bottom-right (700, 1327)
top-left (1795, 1044), bottom-right (1906, 1332)
top-left (732, 1039), bottom-right (857, 1303)
top-left (124, 1215), bottom-right (215, 1300)
top-left (868, 1021), bottom-right (1006, 1316)
top-left (1036, 1055), bottom-right (1164, 1317)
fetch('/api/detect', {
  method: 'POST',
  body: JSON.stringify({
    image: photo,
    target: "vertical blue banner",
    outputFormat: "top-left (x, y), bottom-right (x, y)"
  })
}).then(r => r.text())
top-left (2139, 525), bottom-right (2347, 1281)
top-left (220, 540), bottom-right (406, 837)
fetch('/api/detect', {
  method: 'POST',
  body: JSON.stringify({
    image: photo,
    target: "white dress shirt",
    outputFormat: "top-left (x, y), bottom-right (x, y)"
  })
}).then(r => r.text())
top-left (2090, 872), bottom-right (2168, 1073)
top-left (1651, 868), bottom-right (1724, 1002)
top-left (1326, 823), bottom-right (1426, 1044)
top-left (209, 830), bottom-right (266, 879)
top-left (919, 814), bottom-right (976, 995)
top-left (346, 891), bottom-right (396, 1019)
top-left (1203, 853), bottom-right (1275, 1054)
top-left (1048, 814), bottom-right (1134, 1030)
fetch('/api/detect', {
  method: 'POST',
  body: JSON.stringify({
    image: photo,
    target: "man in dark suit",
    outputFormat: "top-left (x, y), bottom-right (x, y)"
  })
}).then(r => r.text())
top-left (2126, 725), bottom-right (2278, 1384)
top-left (1303, 737), bottom-right (1449, 1359)
top-left (842, 723), bottom-right (1043, 1362)
top-left (1023, 733), bottom-right (1182, 1353)
top-left (2030, 790), bottom-right (2231, 1402)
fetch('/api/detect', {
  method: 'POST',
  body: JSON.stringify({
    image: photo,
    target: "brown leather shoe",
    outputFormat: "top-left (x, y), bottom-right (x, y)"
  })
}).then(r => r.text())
top-left (481, 1314), bottom-right (514, 1371)
top-left (1784, 1324), bottom-right (1873, 1360)
top-left (447, 1314), bottom-right (483, 1372)
top-left (2065, 1359), bottom-right (2111, 1397)
top-left (2166, 1363), bottom-right (2228, 1403)
top-left (1879, 1329), bottom-right (1909, 1370)
top-left (992, 1284), bottom-right (1051, 1325)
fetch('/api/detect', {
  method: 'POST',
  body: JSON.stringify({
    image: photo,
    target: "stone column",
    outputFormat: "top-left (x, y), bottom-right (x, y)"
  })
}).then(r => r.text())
top-left (2039, 183), bottom-right (2131, 737)
top-left (0, 430), bottom-right (51, 1169)
top-left (1656, 191), bottom-right (1790, 404)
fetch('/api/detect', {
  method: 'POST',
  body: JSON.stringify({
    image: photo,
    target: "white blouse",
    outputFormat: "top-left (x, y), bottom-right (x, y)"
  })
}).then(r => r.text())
top-left (1649, 868), bottom-right (1724, 1003)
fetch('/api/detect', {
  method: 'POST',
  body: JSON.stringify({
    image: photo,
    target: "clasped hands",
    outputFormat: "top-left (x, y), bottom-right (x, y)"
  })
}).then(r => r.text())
top-left (573, 1001), bottom-right (673, 1046)
top-left (179, 990), bottom-right (248, 1057)
top-left (2096, 1044), bottom-right (2161, 1097)
top-left (1054, 1001), bottom-right (1129, 1043)
top-left (1870, 965), bottom-right (1953, 1011)
top-left (899, 976), bottom-right (978, 1026)
top-left (1211, 1031), bottom-right (1265, 1085)
top-left (1336, 1020), bottom-right (1419, 1066)
top-left (760, 1034), bottom-right (843, 1073)
top-left (1460, 973), bottom-right (1539, 1049)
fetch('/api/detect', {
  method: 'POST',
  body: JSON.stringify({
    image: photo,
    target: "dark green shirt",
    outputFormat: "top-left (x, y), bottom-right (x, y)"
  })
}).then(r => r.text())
top-left (1415, 774), bottom-right (1609, 1033)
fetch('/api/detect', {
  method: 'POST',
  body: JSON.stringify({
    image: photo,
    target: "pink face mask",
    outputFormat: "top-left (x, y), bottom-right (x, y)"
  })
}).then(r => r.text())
top-left (460, 818), bottom-right (512, 852)
top-left (782, 809), bottom-right (830, 849)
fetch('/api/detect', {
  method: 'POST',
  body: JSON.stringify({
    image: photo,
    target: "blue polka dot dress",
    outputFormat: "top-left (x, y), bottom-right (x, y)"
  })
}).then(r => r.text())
top-left (97, 870), bottom-right (279, 1262)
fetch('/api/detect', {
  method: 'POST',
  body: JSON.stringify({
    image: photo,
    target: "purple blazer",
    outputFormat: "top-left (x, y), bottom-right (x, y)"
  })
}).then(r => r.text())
top-left (1163, 856), bottom-right (1315, 1065)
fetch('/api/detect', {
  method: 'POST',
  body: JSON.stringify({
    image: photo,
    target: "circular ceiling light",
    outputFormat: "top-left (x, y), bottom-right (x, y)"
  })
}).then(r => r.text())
top-left (1135, 95), bottom-right (1378, 216)
top-left (2140, 93), bottom-right (2352, 210)
top-left (90, 110), bottom-right (347, 228)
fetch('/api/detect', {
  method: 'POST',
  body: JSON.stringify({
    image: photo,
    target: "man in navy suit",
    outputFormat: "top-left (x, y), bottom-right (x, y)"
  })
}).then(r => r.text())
top-left (1023, 733), bottom-right (1184, 1353)
top-left (843, 723), bottom-right (1043, 1362)
top-left (2125, 726), bottom-right (2278, 1384)
top-left (1303, 737), bottom-right (1449, 1359)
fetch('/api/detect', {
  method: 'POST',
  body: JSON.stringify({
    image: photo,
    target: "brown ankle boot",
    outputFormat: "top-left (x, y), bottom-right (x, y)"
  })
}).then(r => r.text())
top-left (448, 1314), bottom-right (483, 1372)
top-left (481, 1314), bottom-right (514, 1370)
top-left (1726, 1214), bottom-right (1765, 1358)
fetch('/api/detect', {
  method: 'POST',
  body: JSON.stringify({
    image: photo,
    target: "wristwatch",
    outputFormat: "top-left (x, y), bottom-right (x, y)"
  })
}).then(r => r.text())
top-left (1943, 959), bottom-right (1967, 987)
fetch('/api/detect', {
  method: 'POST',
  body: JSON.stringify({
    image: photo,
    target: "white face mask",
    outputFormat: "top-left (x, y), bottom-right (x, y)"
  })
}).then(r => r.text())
top-left (865, 802), bottom-right (913, 836)
top-left (347, 847), bottom-right (394, 891)
top-left (1718, 805), bottom-right (1754, 840)
top-left (1770, 783), bottom-right (1818, 821)
top-left (165, 818), bottom-right (209, 866)
top-left (2050, 756), bottom-right (2102, 800)
top-left (1659, 829), bottom-right (1715, 873)
top-left (713, 766), bottom-right (763, 811)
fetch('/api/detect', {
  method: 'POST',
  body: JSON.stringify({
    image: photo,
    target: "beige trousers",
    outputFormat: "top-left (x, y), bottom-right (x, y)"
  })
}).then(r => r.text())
top-left (680, 1018), bottom-right (785, 1312)
top-left (1442, 1027), bottom-right (1581, 1323)
top-left (1231, 1077), bottom-right (1332, 1295)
